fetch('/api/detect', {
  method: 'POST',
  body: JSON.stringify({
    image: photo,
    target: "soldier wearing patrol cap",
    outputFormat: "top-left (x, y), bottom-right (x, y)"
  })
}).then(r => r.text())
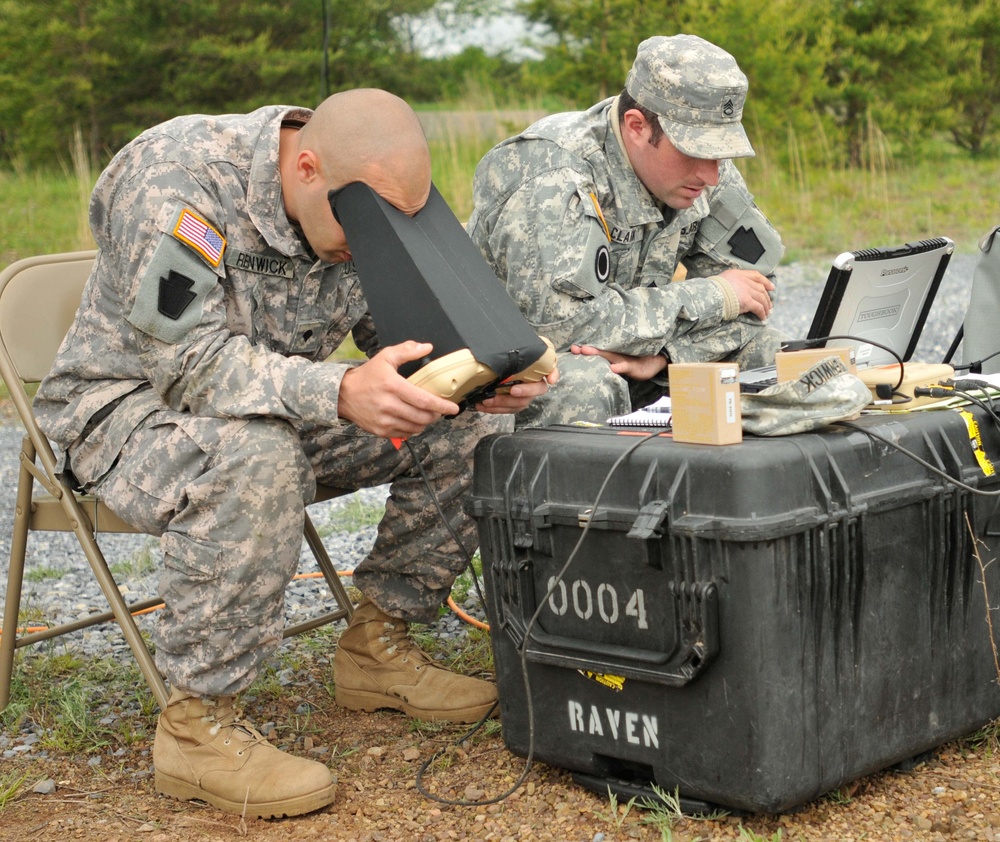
top-left (33, 89), bottom-right (553, 818)
top-left (469, 34), bottom-right (786, 427)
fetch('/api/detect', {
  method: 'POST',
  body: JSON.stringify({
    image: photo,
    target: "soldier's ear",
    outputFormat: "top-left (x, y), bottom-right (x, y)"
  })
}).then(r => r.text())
top-left (621, 108), bottom-right (649, 137)
top-left (295, 149), bottom-right (321, 184)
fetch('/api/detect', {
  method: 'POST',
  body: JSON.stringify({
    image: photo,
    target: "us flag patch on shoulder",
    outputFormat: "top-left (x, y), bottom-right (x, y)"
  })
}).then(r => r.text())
top-left (172, 208), bottom-right (226, 267)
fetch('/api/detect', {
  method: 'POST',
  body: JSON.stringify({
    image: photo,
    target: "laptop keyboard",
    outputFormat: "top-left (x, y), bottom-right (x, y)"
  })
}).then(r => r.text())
top-left (739, 364), bottom-right (779, 393)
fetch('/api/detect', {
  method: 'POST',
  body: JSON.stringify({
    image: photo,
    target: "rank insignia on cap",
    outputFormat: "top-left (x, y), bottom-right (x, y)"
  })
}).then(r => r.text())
top-left (172, 208), bottom-right (226, 267)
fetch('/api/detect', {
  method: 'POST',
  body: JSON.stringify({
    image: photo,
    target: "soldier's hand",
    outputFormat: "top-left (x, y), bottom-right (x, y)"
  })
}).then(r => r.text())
top-left (475, 367), bottom-right (559, 414)
top-left (338, 342), bottom-right (459, 439)
top-left (719, 268), bottom-right (774, 320)
top-left (570, 344), bottom-right (667, 381)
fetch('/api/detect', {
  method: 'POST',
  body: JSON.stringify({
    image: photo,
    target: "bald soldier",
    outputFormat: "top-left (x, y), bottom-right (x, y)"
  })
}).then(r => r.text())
top-left (34, 90), bottom-right (553, 818)
top-left (469, 35), bottom-right (786, 427)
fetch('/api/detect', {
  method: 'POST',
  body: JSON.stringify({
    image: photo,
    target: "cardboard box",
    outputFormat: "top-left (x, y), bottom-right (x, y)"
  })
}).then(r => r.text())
top-left (668, 363), bottom-right (742, 445)
top-left (774, 347), bottom-right (856, 382)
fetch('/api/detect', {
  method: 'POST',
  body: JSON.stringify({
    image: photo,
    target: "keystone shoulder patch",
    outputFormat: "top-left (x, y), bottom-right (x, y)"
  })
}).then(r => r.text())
top-left (727, 225), bottom-right (765, 264)
top-left (158, 270), bottom-right (197, 320)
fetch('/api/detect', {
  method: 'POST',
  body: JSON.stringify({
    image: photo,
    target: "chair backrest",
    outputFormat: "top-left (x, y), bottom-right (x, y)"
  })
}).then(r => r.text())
top-left (0, 249), bottom-right (355, 715)
top-left (0, 250), bottom-right (96, 385)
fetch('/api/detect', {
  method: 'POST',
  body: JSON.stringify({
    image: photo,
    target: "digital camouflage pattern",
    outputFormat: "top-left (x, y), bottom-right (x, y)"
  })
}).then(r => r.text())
top-left (34, 106), bottom-right (506, 696)
top-left (740, 357), bottom-right (872, 436)
top-left (626, 34), bottom-right (754, 160)
top-left (468, 94), bottom-right (785, 428)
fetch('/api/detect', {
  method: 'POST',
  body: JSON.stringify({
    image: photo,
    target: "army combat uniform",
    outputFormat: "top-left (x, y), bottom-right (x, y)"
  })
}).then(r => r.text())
top-left (468, 96), bottom-right (785, 428)
top-left (35, 106), bottom-right (505, 697)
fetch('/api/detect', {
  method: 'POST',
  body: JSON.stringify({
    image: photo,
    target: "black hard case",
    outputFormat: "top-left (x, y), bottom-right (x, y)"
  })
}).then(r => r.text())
top-left (466, 411), bottom-right (1000, 813)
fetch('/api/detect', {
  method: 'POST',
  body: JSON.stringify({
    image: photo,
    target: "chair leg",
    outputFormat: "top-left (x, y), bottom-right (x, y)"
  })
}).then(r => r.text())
top-left (2, 440), bottom-right (169, 712)
top-left (282, 511), bottom-right (354, 638)
top-left (67, 502), bottom-right (169, 710)
top-left (0, 557), bottom-right (24, 711)
top-left (0, 443), bottom-right (43, 711)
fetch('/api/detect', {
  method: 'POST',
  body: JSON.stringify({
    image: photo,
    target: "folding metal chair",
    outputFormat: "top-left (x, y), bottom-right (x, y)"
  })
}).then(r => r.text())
top-left (0, 251), bottom-right (355, 712)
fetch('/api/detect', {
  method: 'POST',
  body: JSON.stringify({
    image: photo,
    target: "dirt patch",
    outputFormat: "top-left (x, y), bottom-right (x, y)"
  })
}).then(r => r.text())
top-left (4, 670), bottom-right (1000, 842)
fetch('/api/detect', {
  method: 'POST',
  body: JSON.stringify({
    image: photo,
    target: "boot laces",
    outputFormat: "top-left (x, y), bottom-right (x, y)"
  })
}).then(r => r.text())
top-left (200, 697), bottom-right (265, 754)
top-left (377, 620), bottom-right (434, 671)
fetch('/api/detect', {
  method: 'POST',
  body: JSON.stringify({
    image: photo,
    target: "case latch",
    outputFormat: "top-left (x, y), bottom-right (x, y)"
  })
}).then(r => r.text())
top-left (628, 500), bottom-right (670, 540)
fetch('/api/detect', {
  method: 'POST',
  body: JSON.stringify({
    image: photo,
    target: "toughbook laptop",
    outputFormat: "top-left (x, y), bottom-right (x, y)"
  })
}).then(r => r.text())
top-left (740, 237), bottom-right (954, 392)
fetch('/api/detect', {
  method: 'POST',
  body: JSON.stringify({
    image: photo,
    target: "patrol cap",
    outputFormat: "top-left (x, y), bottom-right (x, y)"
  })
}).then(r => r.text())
top-left (740, 357), bottom-right (872, 436)
top-left (625, 34), bottom-right (754, 160)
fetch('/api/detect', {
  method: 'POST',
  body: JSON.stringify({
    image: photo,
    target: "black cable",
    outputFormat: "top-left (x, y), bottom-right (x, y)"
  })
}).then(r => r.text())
top-left (943, 324), bottom-right (963, 366)
top-left (882, 390), bottom-right (912, 406)
top-left (402, 437), bottom-right (492, 636)
top-left (400, 439), bottom-right (507, 807)
top-left (405, 430), bottom-right (665, 807)
top-left (948, 348), bottom-right (1000, 375)
top-left (507, 431), bottom-right (664, 798)
top-left (404, 433), bottom-right (528, 807)
top-left (781, 333), bottom-right (905, 392)
top-left (833, 420), bottom-right (1000, 496)
top-left (913, 386), bottom-right (1000, 434)
top-left (402, 438), bottom-right (488, 608)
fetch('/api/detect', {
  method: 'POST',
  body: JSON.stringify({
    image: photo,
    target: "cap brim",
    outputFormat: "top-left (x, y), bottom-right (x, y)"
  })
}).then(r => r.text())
top-left (657, 115), bottom-right (755, 159)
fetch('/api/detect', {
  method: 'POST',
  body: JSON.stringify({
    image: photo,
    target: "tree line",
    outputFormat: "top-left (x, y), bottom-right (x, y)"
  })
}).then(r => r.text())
top-left (2, 0), bottom-right (998, 172)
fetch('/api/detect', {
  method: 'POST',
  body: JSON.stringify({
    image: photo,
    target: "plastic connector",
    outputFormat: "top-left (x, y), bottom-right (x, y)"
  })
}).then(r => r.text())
top-left (912, 386), bottom-right (954, 399)
top-left (779, 339), bottom-right (813, 352)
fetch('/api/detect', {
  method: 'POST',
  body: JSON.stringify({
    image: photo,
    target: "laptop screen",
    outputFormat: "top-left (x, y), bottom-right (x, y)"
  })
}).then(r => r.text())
top-left (807, 237), bottom-right (954, 367)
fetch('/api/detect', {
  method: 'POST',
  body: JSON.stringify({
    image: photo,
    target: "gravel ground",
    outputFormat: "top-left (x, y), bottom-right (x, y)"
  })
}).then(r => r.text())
top-left (0, 251), bottom-right (995, 841)
top-left (766, 248), bottom-right (975, 364)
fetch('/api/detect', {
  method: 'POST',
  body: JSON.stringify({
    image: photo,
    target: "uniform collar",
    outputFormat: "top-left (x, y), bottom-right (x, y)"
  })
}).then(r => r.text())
top-left (247, 107), bottom-right (315, 258)
top-left (605, 96), bottom-right (709, 233)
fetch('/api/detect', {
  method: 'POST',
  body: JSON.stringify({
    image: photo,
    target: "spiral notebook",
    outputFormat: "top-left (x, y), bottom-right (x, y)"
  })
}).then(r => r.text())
top-left (607, 395), bottom-right (672, 426)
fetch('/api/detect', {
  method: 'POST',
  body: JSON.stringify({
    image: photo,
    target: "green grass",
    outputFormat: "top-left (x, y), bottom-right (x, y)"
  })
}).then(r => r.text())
top-left (410, 623), bottom-right (494, 679)
top-left (3, 127), bottom-right (999, 270)
top-left (0, 649), bottom-right (134, 755)
top-left (22, 565), bottom-right (68, 584)
top-left (108, 538), bottom-right (159, 580)
top-left (742, 145), bottom-right (1000, 259)
top-left (0, 770), bottom-right (28, 809)
top-left (0, 147), bottom-right (95, 266)
top-left (316, 494), bottom-right (386, 537)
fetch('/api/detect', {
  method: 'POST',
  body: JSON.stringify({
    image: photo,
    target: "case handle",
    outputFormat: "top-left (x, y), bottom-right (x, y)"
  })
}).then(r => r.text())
top-left (496, 578), bottom-right (719, 688)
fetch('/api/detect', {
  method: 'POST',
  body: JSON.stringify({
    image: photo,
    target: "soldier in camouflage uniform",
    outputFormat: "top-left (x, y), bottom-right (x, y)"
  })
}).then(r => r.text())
top-left (468, 34), bottom-right (786, 428)
top-left (34, 89), bottom-right (553, 818)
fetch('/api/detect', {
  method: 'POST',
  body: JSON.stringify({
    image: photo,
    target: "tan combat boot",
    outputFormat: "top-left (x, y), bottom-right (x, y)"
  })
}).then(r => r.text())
top-left (334, 597), bottom-right (498, 723)
top-left (153, 688), bottom-right (336, 818)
